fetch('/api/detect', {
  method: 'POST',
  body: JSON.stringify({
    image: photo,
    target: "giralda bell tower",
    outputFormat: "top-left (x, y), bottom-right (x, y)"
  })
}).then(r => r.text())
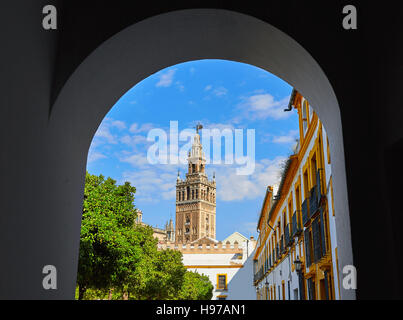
top-left (175, 124), bottom-right (216, 243)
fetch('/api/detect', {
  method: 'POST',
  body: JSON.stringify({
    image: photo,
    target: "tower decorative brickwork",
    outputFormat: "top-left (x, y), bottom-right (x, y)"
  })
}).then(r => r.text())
top-left (175, 124), bottom-right (216, 243)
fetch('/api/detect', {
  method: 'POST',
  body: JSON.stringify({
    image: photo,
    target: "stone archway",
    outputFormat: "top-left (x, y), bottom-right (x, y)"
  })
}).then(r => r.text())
top-left (30, 9), bottom-right (354, 299)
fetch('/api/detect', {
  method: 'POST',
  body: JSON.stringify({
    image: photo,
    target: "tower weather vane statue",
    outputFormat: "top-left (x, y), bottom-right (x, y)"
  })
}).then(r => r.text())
top-left (195, 123), bottom-right (203, 134)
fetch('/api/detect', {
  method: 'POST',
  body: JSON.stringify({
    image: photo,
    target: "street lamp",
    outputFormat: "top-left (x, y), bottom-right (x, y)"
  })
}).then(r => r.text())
top-left (294, 256), bottom-right (302, 272)
top-left (294, 256), bottom-right (305, 300)
top-left (255, 286), bottom-right (260, 300)
top-left (264, 278), bottom-right (270, 300)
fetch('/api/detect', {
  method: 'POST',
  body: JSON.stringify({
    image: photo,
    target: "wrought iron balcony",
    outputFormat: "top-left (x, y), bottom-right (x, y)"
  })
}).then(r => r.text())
top-left (319, 208), bottom-right (327, 257)
top-left (280, 235), bottom-right (284, 254)
top-left (312, 216), bottom-right (322, 263)
top-left (276, 243), bottom-right (279, 261)
top-left (316, 168), bottom-right (324, 204)
top-left (291, 211), bottom-right (302, 238)
top-left (309, 185), bottom-right (319, 217)
top-left (254, 265), bottom-right (264, 283)
top-left (302, 198), bottom-right (310, 226)
top-left (284, 224), bottom-right (292, 247)
top-left (304, 229), bottom-right (312, 268)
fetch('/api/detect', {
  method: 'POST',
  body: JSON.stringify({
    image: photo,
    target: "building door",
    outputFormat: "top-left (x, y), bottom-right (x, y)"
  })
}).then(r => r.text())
top-left (282, 282), bottom-right (285, 300)
top-left (320, 279), bottom-right (327, 300)
top-left (294, 288), bottom-right (299, 300)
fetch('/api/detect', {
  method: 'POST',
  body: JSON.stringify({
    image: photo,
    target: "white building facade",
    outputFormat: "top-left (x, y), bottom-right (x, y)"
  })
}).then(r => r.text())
top-left (159, 234), bottom-right (256, 300)
top-left (254, 92), bottom-right (341, 300)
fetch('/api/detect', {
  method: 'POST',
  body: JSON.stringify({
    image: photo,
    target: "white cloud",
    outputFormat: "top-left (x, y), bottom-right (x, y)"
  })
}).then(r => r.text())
top-left (129, 122), bottom-right (155, 134)
top-left (271, 130), bottom-right (299, 144)
top-left (93, 122), bottom-right (118, 144)
top-left (111, 120), bottom-right (126, 130)
top-left (212, 156), bottom-right (286, 201)
top-left (203, 85), bottom-right (228, 97)
top-left (156, 69), bottom-right (176, 87)
top-left (120, 134), bottom-right (149, 147)
top-left (120, 153), bottom-right (150, 167)
top-left (87, 151), bottom-right (107, 163)
top-left (119, 155), bottom-right (285, 204)
top-left (176, 81), bottom-right (185, 92)
top-left (240, 93), bottom-right (291, 120)
top-left (213, 86), bottom-right (228, 97)
top-left (240, 222), bottom-right (258, 234)
top-left (121, 164), bottom-right (179, 203)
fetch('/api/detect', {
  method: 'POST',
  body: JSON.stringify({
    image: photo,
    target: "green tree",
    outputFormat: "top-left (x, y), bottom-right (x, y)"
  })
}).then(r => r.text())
top-left (129, 249), bottom-right (187, 300)
top-left (77, 172), bottom-right (138, 299)
top-left (178, 271), bottom-right (214, 300)
top-left (77, 172), bottom-right (214, 300)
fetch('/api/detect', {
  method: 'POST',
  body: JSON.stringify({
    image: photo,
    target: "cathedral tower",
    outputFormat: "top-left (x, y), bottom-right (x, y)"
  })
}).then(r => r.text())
top-left (175, 124), bottom-right (216, 243)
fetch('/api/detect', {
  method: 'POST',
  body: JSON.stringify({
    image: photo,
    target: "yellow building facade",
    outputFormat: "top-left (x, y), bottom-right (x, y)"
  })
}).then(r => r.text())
top-left (253, 90), bottom-right (340, 300)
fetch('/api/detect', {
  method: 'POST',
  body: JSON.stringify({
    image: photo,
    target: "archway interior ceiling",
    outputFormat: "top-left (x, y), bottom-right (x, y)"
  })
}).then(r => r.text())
top-left (53, 10), bottom-right (340, 152)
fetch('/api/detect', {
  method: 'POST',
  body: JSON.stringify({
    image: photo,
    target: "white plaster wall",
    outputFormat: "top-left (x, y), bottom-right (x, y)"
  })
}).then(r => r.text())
top-left (257, 252), bottom-right (301, 300)
top-left (322, 126), bottom-right (340, 299)
top-left (255, 120), bottom-right (341, 299)
top-left (183, 253), bottom-right (238, 266)
top-left (184, 240), bottom-right (256, 300)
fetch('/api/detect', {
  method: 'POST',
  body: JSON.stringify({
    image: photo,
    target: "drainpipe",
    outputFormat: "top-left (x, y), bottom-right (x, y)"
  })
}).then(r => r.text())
top-left (284, 89), bottom-right (296, 112)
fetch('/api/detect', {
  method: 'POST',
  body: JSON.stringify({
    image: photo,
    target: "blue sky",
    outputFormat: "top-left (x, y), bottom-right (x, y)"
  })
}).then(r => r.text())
top-left (87, 59), bottom-right (299, 240)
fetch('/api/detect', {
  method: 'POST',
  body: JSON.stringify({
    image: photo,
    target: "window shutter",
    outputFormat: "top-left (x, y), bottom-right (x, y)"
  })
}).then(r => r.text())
top-left (307, 278), bottom-right (312, 300)
top-left (304, 229), bottom-right (311, 267)
top-left (312, 218), bottom-right (321, 262)
top-left (316, 169), bottom-right (322, 205)
top-left (292, 212), bottom-right (297, 237)
top-left (302, 198), bottom-right (309, 225)
top-left (324, 270), bottom-right (329, 300)
top-left (320, 208), bottom-right (327, 256)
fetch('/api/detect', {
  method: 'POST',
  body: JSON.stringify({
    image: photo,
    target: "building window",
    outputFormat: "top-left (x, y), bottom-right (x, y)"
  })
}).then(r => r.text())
top-left (326, 136), bottom-right (331, 164)
top-left (302, 100), bottom-right (308, 135)
top-left (307, 277), bottom-right (316, 300)
top-left (217, 274), bottom-right (227, 290)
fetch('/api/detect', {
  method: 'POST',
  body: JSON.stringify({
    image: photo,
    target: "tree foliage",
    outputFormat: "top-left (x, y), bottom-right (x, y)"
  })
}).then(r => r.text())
top-left (77, 172), bottom-right (141, 299)
top-left (77, 172), bottom-right (213, 300)
top-left (178, 271), bottom-right (214, 300)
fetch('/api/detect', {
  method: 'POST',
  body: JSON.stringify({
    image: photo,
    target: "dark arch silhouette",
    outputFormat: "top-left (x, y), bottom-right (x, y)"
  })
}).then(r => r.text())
top-left (2, 9), bottom-right (354, 299)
